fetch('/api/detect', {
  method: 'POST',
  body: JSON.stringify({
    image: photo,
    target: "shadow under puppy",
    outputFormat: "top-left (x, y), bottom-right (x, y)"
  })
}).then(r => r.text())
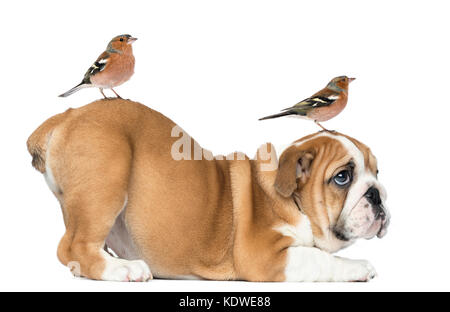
top-left (27, 99), bottom-right (390, 282)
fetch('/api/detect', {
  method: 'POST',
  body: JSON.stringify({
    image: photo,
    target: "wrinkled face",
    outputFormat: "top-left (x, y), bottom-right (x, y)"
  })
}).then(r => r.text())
top-left (275, 132), bottom-right (390, 252)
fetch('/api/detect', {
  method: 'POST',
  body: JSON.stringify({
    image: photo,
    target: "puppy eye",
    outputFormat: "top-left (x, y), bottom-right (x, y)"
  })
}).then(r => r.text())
top-left (120, 38), bottom-right (124, 42)
top-left (334, 170), bottom-right (352, 186)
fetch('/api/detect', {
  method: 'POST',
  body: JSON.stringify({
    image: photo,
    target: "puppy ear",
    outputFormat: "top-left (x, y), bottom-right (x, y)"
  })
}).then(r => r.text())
top-left (274, 146), bottom-right (315, 197)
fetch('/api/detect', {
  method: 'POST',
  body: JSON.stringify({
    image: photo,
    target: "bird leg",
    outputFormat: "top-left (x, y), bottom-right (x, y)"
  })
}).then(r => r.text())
top-left (111, 88), bottom-right (123, 99)
top-left (99, 88), bottom-right (107, 99)
top-left (314, 120), bottom-right (331, 132)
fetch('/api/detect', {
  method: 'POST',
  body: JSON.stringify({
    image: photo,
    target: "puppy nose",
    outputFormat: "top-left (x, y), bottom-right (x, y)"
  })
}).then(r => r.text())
top-left (374, 207), bottom-right (386, 220)
top-left (365, 187), bottom-right (385, 220)
top-left (365, 186), bottom-right (381, 206)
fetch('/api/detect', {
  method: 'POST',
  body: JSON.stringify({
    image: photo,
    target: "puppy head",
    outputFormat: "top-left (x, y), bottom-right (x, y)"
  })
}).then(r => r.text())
top-left (275, 132), bottom-right (390, 252)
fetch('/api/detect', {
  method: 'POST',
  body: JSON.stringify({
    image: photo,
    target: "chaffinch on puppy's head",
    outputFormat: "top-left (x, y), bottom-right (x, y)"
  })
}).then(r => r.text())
top-left (259, 75), bottom-right (356, 131)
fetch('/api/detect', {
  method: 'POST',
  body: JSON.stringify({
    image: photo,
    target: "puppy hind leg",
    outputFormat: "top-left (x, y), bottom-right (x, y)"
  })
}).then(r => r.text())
top-left (56, 190), bottom-right (151, 282)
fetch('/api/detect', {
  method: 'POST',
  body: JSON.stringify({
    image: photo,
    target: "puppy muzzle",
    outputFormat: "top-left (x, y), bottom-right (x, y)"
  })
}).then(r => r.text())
top-left (334, 185), bottom-right (390, 241)
top-left (364, 186), bottom-right (390, 238)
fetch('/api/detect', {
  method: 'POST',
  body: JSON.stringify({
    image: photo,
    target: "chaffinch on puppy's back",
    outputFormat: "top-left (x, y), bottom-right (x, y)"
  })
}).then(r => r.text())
top-left (59, 34), bottom-right (137, 99)
top-left (259, 76), bottom-right (355, 131)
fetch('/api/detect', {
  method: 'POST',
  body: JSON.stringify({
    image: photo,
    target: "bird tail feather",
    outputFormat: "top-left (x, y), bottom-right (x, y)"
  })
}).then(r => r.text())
top-left (258, 110), bottom-right (301, 121)
top-left (58, 83), bottom-right (88, 97)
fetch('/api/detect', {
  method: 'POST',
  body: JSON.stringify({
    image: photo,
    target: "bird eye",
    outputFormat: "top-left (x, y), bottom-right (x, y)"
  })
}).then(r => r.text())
top-left (333, 170), bottom-right (352, 186)
top-left (120, 38), bottom-right (124, 42)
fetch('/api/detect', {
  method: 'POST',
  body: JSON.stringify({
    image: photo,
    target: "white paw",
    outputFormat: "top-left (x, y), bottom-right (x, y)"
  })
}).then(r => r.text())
top-left (347, 260), bottom-right (377, 282)
top-left (101, 251), bottom-right (152, 282)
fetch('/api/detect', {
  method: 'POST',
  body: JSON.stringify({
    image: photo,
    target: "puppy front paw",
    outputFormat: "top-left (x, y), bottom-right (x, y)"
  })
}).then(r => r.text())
top-left (334, 258), bottom-right (377, 282)
top-left (348, 260), bottom-right (377, 282)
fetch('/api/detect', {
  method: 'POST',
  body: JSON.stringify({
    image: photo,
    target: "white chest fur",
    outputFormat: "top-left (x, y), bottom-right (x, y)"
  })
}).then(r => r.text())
top-left (275, 215), bottom-right (314, 247)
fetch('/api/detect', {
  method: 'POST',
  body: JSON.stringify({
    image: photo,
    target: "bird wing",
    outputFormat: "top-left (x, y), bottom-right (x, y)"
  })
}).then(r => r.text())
top-left (82, 51), bottom-right (110, 83)
top-left (282, 91), bottom-right (340, 112)
top-left (259, 89), bottom-right (340, 120)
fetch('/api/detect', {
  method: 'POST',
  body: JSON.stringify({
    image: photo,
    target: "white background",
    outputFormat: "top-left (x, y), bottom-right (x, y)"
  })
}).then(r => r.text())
top-left (1, 0), bottom-right (449, 291)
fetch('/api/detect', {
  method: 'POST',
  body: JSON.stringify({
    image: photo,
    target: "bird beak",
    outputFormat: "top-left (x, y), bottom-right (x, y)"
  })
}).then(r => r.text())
top-left (128, 37), bottom-right (138, 44)
top-left (348, 77), bottom-right (356, 83)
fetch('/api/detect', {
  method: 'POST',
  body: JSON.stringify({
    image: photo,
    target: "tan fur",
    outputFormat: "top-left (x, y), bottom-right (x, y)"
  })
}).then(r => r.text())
top-left (27, 99), bottom-right (376, 281)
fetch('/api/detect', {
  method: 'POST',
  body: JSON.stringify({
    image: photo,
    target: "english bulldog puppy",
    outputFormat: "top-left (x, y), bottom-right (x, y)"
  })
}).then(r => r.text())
top-left (27, 99), bottom-right (389, 282)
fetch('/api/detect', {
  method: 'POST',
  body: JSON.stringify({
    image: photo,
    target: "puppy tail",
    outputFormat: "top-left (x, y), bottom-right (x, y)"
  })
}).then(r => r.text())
top-left (27, 109), bottom-right (72, 173)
